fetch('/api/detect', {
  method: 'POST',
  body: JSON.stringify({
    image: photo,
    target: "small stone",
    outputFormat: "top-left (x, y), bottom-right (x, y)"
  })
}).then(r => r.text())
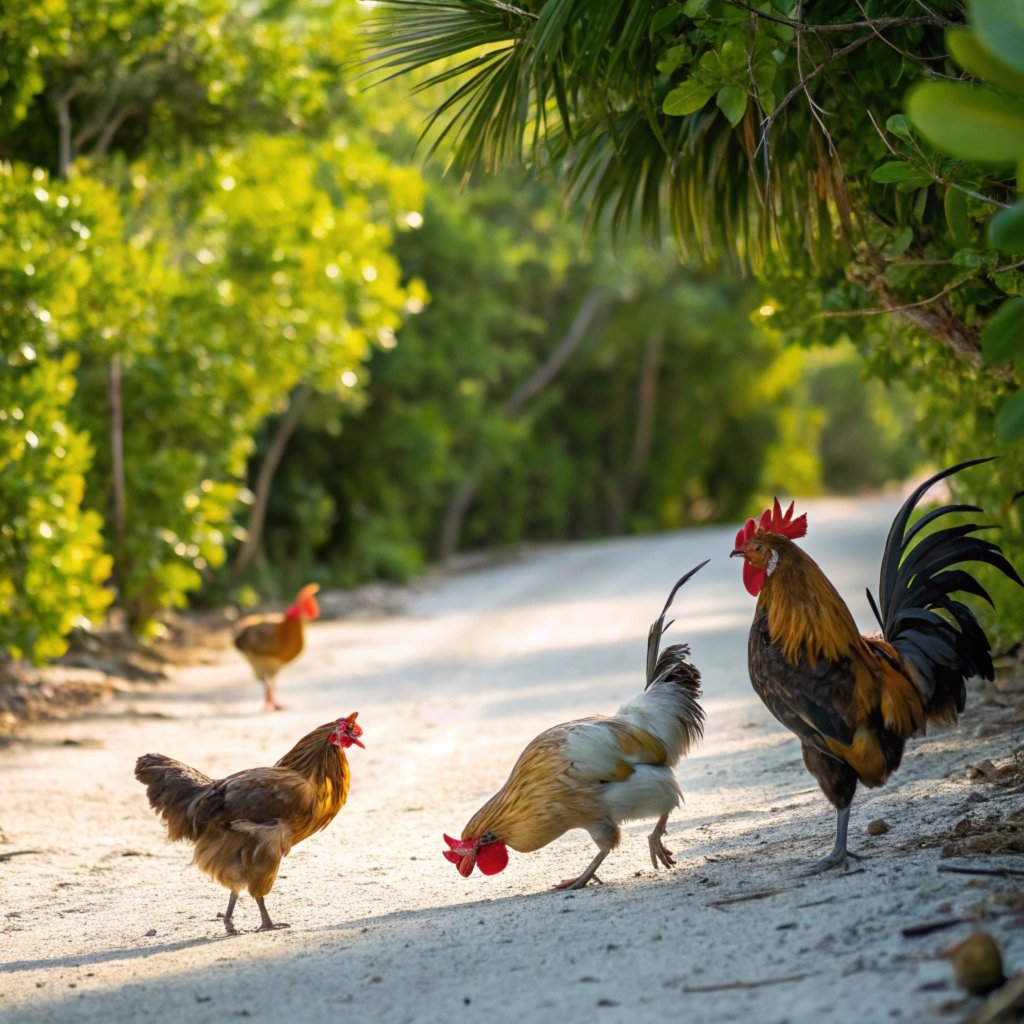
top-left (145, 929), bottom-right (157, 937)
top-left (867, 819), bottom-right (890, 836)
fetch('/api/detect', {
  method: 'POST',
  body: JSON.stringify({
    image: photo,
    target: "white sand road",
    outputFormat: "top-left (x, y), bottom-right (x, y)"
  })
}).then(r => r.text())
top-left (1, 496), bottom-right (1022, 1024)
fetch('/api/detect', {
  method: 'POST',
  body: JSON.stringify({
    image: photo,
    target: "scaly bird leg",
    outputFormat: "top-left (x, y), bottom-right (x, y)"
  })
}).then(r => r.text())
top-left (255, 896), bottom-right (289, 932)
top-left (219, 891), bottom-right (238, 935)
top-left (800, 805), bottom-right (863, 876)
top-left (648, 813), bottom-right (675, 871)
top-left (553, 848), bottom-right (610, 891)
top-left (262, 679), bottom-right (284, 712)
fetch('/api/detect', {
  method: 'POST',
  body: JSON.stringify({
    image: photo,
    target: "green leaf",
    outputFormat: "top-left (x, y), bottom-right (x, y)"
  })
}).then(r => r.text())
top-left (650, 7), bottom-right (684, 39)
top-left (981, 296), bottom-right (1024, 365)
top-left (884, 225), bottom-right (914, 255)
top-left (885, 114), bottom-right (913, 141)
top-left (716, 84), bottom-right (747, 125)
top-left (969, 0), bottom-right (1024, 76)
top-left (663, 78), bottom-right (715, 116)
top-left (952, 247), bottom-right (983, 268)
top-left (990, 202), bottom-right (1024, 252)
top-left (994, 388), bottom-right (1024, 441)
top-left (948, 27), bottom-right (1024, 96)
top-left (944, 187), bottom-right (972, 247)
top-left (906, 81), bottom-right (1024, 163)
top-left (871, 161), bottom-right (931, 186)
top-left (656, 43), bottom-right (691, 75)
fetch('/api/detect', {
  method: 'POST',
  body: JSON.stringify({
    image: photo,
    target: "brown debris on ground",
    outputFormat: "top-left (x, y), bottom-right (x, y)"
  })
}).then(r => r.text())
top-left (941, 810), bottom-right (1024, 859)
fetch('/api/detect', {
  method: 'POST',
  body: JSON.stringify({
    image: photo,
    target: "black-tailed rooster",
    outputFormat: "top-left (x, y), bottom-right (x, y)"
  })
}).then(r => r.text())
top-left (731, 458), bottom-right (1021, 873)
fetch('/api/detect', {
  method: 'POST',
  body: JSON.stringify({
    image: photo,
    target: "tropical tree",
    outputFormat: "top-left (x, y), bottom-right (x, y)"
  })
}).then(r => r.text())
top-left (363, 0), bottom-right (1023, 637)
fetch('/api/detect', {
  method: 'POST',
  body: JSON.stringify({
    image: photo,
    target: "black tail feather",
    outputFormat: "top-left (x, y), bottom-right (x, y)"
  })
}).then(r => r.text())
top-left (646, 560), bottom-right (708, 689)
top-left (868, 460), bottom-right (1022, 713)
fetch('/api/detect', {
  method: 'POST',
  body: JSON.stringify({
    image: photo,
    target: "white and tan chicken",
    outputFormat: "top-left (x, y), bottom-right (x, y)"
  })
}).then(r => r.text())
top-left (443, 562), bottom-right (707, 890)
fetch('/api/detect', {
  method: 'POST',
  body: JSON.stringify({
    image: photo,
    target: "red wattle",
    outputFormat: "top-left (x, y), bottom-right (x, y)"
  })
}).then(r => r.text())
top-left (476, 842), bottom-right (509, 876)
top-left (743, 561), bottom-right (765, 597)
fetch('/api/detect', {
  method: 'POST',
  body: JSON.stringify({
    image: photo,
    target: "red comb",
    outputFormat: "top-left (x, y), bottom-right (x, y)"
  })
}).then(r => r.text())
top-left (442, 833), bottom-right (472, 860)
top-left (734, 498), bottom-right (807, 548)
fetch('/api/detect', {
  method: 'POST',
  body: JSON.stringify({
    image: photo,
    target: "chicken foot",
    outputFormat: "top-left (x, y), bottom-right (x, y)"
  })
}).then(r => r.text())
top-left (553, 847), bottom-right (610, 891)
top-left (648, 813), bottom-right (675, 871)
top-left (800, 806), bottom-right (863, 876)
top-left (255, 896), bottom-right (289, 931)
top-left (219, 891), bottom-right (239, 935)
top-left (261, 680), bottom-right (284, 712)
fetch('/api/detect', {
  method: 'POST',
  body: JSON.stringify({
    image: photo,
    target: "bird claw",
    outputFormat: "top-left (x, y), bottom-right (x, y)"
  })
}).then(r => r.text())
top-left (217, 914), bottom-right (238, 936)
top-left (553, 874), bottom-right (603, 891)
top-left (798, 848), bottom-right (860, 877)
top-left (649, 837), bottom-right (675, 871)
top-left (257, 921), bottom-right (290, 932)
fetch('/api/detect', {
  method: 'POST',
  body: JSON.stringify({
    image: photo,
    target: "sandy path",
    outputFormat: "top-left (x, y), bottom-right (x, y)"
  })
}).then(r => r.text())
top-left (1, 497), bottom-right (1021, 1023)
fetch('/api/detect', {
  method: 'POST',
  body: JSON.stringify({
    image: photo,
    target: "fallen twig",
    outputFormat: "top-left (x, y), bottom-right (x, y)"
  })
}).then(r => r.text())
top-left (937, 863), bottom-right (1024, 879)
top-left (901, 917), bottom-right (976, 939)
top-left (708, 887), bottom-right (789, 909)
top-left (681, 972), bottom-right (812, 994)
top-left (0, 849), bottom-right (44, 862)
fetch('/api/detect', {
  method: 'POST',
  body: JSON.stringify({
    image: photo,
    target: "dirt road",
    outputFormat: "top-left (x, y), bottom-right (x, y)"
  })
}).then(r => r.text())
top-left (2, 496), bottom-right (1021, 1023)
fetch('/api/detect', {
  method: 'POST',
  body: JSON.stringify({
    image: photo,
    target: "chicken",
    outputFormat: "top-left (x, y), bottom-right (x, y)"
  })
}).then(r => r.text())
top-left (135, 713), bottom-right (364, 933)
top-left (442, 561), bottom-right (707, 891)
top-left (731, 458), bottom-right (1021, 874)
top-left (233, 583), bottom-right (320, 710)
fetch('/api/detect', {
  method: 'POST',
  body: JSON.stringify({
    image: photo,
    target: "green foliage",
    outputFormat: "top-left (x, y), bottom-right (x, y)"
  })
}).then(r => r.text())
top-left (906, 0), bottom-right (1024, 442)
top-left (0, 0), bottom-right (423, 648)
top-left (0, 165), bottom-right (113, 662)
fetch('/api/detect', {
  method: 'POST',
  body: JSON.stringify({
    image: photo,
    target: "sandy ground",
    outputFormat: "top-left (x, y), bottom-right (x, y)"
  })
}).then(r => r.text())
top-left (2, 496), bottom-right (1022, 1024)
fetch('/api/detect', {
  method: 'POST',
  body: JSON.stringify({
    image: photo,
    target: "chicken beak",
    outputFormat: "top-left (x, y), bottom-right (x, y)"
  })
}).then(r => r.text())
top-left (457, 850), bottom-right (476, 877)
top-left (349, 736), bottom-right (365, 749)
top-left (730, 549), bottom-right (744, 558)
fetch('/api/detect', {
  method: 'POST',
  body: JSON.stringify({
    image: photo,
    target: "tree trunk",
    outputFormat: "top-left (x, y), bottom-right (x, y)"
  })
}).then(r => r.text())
top-left (615, 332), bottom-right (663, 533)
top-left (232, 384), bottom-right (311, 582)
top-left (436, 288), bottom-right (612, 563)
top-left (108, 355), bottom-right (128, 600)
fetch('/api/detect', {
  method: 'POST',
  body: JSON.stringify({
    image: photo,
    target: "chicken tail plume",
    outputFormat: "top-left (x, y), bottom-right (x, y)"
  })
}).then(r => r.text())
top-left (134, 754), bottom-right (214, 843)
top-left (638, 560), bottom-right (708, 754)
top-left (866, 457), bottom-right (1022, 719)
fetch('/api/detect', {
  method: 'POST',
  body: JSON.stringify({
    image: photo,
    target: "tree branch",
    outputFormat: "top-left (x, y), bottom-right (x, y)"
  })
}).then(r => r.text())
top-left (723, 2), bottom-right (954, 33)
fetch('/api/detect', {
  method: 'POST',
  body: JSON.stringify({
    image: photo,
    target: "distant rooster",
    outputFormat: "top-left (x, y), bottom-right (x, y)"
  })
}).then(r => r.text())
top-left (233, 583), bottom-right (320, 710)
top-left (442, 562), bottom-right (707, 891)
top-left (135, 714), bottom-right (363, 933)
top-left (731, 458), bottom-right (1021, 873)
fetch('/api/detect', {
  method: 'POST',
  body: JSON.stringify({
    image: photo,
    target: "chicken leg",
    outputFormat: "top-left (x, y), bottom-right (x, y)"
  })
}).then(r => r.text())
top-left (220, 891), bottom-right (239, 935)
top-left (261, 676), bottom-right (283, 712)
top-left (553, 847), bottom-right (609, 891)
top-left (648, 813), bottom-right (675, 870)
top-left (799, 805), bottom-right (865, 876)
top-left (255, 896), bottom-right (289, 931)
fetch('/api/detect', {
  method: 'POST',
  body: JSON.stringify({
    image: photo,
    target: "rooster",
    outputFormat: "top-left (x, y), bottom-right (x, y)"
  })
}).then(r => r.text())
top-left (233, 583), bottom-right (320, 710)
top-left (442, 562), bottom-right (707, 891)
top-left (731, 458), bottom-right (1021, 874)
top-left (135, 713), bottom-right (364, 933)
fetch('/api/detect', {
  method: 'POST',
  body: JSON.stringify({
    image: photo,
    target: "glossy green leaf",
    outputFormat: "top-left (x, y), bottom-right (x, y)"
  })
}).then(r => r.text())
top-left (948, 28), bottom-right (1024, 96)
top-left (716, 84), bottom-right (747, 125)
top-left (981, 296), bottom-right (1024, 365)
top-left (944, 187), bottom-right (972, 247)
top-left (995, 388), bottom-right (1024, 441)
top-left (906, 81), bottom-right (1024, 162)
top-left (663, 78), bottom-right (715, 115)
top-left (969, 0), bottom-right (1024, 76)
top-left (990, 202), bottom-right (1024, 251)
top-left (871, 160), bottom-right (930, 185)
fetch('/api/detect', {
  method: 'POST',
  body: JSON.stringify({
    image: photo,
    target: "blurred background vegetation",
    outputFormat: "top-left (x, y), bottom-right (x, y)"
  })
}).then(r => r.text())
top-left (0, 0), bottom-right (1020, 664)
